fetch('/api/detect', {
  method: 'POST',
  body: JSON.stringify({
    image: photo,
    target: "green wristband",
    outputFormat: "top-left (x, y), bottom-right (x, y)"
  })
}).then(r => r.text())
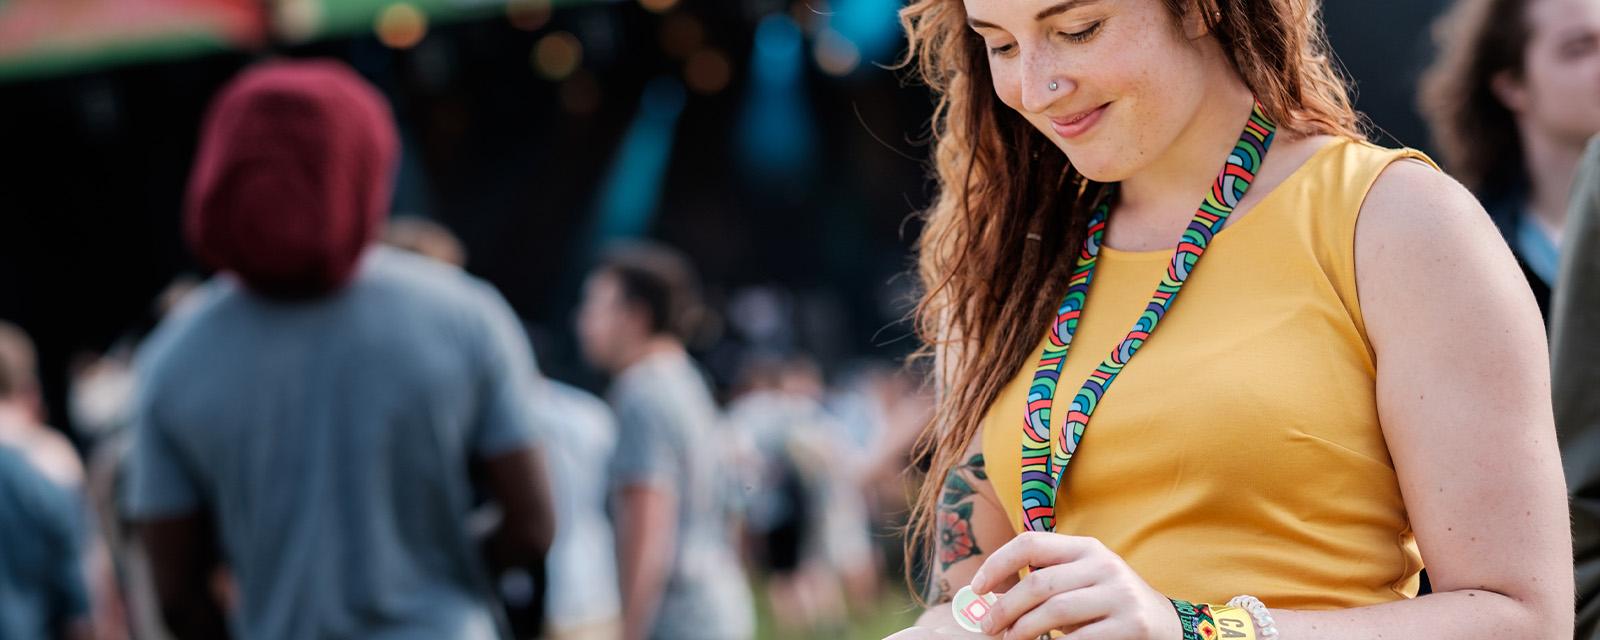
top-left (1169, 598), bottom-right (1218, 640)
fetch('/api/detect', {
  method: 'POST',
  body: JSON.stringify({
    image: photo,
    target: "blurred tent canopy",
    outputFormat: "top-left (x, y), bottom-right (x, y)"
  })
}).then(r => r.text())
top-left (0, 0), bottom-right (609, 83)
top-left (0, 0), bottom-right (266, 82)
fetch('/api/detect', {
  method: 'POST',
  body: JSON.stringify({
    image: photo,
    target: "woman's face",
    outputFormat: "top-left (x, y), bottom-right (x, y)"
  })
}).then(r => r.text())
top-left (575, 270), bottom-right (633, 372)
top-left (964, 0), bottom-right (1214, 181)
top-left (1510, 0), bottom-right (1600, 147)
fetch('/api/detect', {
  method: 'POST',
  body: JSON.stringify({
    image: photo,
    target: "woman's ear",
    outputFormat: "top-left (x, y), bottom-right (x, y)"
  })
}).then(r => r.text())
top-left (1491, 69), bottom-right (1530, 115)
top-left (1181, 0), bottom-right (1213, 40)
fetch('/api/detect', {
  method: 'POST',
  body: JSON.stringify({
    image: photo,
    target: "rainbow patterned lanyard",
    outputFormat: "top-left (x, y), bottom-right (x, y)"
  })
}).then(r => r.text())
top-left (1020, 103), bottom-right (1277, 533)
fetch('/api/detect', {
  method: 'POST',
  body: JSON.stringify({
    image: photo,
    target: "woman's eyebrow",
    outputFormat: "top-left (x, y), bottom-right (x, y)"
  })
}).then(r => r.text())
top-left (967, 16), bottom-right (1003, 31)
top-left (1035, 0), bottom-right (1104, 22)
top-left (968, 0), bottom-right (1103, 31)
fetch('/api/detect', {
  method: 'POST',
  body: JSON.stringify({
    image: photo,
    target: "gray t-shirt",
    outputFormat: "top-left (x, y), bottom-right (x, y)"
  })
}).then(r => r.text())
top-left (123, 247), bottom-right (542, 640)
top-left (0, 445), bottom-right (88, 640)
top-left (541, 381), bottom-right (621, 629)
top-left (608, 351), bottom-right (752, 640)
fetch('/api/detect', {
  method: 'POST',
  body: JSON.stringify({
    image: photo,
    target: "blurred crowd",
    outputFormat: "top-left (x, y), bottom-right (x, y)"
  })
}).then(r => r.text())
top-left (0, 57), bottom-right (934, 640)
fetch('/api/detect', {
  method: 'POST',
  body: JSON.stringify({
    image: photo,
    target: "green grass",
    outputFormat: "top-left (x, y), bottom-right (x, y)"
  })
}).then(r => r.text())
top-left (750, 577), bottom-right (921, 640)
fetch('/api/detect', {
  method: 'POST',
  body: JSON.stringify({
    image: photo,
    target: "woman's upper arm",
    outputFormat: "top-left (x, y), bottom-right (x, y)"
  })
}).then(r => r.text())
top-left (927, 429), bottom-right (1016, 604)
top-left (1355, 160), bottom-right (1572, 616)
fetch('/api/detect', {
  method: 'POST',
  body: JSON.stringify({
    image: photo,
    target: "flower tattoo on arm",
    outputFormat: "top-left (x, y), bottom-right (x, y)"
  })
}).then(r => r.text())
top-left (936, 453), bottom-right (987, 574)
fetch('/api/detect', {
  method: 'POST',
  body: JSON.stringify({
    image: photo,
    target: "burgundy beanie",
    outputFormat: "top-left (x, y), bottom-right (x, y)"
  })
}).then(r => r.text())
top-left (185, 58), bottom-right (400, 299)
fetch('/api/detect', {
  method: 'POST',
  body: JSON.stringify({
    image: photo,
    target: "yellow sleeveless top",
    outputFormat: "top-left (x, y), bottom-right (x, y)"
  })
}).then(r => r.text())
top-left (980, 138), bottom-right (1435, 610)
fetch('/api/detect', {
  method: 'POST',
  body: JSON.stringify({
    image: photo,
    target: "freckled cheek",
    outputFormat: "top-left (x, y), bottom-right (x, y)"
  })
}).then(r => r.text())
top-left (990, 66), bottom-right (1024, 113)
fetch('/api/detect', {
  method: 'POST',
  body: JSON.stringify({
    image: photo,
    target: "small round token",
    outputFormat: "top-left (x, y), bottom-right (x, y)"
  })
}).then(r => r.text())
top-left (951, 585), bottom-right (1000, 633)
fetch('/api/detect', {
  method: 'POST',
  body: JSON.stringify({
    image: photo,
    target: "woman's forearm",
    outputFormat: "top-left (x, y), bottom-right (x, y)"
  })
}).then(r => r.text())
top-left (1271, 589), bottom-right (1566, 639)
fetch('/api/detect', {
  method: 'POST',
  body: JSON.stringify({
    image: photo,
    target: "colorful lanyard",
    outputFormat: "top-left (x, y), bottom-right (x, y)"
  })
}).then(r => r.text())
top-left (1020, 103), bottom-right (1277, 533)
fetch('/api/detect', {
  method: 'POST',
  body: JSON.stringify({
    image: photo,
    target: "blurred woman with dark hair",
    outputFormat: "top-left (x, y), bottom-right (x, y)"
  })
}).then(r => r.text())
top-left (1421, 0), bottom-right (1600, 317)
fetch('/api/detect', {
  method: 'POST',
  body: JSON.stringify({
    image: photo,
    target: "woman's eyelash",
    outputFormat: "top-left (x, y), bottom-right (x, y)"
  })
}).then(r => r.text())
top-left (986, 20), bottom-right (1102, 56)
top-left (1060, 21), bottom-right (1104, 43)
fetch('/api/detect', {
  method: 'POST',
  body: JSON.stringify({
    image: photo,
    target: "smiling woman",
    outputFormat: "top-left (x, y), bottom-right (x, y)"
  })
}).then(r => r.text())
top-left (890, 0), bottom-right (1574, 639)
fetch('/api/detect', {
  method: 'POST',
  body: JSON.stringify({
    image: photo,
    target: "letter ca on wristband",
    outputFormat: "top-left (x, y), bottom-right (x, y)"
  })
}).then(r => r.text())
top-left (1218, 616), bottom-right (1252, 639)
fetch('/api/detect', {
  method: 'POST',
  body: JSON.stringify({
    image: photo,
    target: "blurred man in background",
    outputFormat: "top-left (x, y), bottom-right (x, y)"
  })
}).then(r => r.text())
top-left (1421, 0), bottom-right (1600, 316)
top-left (121, 59), bottom-right (554, 640)
top-left (0, 444), bottom-right (92, 640)
top-left (538, 379), bottom-right (623, 640)
top-left (0, 322), bottom-right (93, 640)
top-left (576, 243), bottom-right (754, 640)
top-left (1555, 137), bottom-right (1600, 637)
top-left (384, 215), bottom-right (468, 269)
top-left (727, 354), bottom-right (879, 637)
top-left (0, 321), bottom-right (84, 489)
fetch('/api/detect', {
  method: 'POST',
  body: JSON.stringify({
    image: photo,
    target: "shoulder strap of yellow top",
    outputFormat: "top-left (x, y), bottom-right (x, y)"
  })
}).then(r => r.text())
top-left (1311, 139), bottom-right (1441, 354)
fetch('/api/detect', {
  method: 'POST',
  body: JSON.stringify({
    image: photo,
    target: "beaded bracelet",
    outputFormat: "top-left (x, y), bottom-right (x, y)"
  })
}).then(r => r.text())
top-left (1227, 595), bottom-right (1280, 640)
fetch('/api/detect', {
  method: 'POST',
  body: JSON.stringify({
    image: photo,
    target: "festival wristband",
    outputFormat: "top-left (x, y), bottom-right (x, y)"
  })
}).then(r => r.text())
top-left (1210, 605), bottom-right (1260, 640)
top-left (1196, 604), bottom-right (1219, 637)
top-left (1169, 599), bottom-right (1216, 640)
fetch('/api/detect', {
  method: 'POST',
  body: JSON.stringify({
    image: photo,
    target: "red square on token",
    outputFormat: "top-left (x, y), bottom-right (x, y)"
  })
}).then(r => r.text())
top-left (963, 599), bottom-right (991, 621)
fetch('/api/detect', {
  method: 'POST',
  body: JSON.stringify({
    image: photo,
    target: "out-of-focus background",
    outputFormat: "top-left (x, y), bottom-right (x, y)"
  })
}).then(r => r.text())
top-left (0, 1), bottom-right (1461, 638)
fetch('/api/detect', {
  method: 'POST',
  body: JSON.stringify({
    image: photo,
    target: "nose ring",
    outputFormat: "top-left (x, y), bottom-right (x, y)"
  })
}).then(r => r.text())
top-left (1048, 80), bottom-right (1059, 91)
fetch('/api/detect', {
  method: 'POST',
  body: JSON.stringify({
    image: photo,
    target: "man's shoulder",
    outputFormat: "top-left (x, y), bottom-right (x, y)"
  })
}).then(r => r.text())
top-left (611, 361), bottom-right (718, 438)
top-left (360, 247), bottom-right (502, 309)
top-left (0, 445), bottom-right (77, 529)
top-left (134, 278), bottom-right (242, 376)
top-left (361, 249), bottom-right (529, 349)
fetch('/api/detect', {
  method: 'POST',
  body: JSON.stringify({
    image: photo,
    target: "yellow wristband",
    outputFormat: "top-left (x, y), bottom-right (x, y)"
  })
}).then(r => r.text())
top-left (1210, 605), bottom-right (1258, 640)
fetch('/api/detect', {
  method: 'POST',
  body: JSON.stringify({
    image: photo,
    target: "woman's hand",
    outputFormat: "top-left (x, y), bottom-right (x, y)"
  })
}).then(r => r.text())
top-left (968, 533), bottom-right (1182, 640)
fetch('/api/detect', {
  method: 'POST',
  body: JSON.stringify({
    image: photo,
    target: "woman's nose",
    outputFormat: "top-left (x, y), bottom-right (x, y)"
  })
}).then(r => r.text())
top-left (1019, 55), bottom-right (1074, 115)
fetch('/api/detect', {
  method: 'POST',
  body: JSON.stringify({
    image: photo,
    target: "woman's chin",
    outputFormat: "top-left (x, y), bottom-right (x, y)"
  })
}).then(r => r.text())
top-left (1060, 150), bottom-right (1135, 185)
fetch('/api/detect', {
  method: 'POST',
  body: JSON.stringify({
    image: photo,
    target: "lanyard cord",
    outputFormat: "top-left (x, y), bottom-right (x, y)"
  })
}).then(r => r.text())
top-left (1020, 103), bottom-right (1277, 533)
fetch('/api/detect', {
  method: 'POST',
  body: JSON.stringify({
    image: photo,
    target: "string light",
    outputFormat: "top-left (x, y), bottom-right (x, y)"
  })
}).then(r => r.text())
top-left (506, 0), bottom-right (552, 32)
top-left (375, 3), bottom-right (428, 50)
top-left (639, 0), bottom-right (680, 13)
top-left (275, 0), bottom-right (323, 44)
top-left (533, 32), bottom-right (583, 81)
top-left (685, 49), bottom-right (731, 95)
top-left (813, 27), bottom-right (860, 76)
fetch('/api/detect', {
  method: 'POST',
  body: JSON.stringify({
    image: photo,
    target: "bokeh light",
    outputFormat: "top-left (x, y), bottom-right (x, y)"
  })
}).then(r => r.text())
top-left (375, 3), bottom-right (428, 50)
top-left (789, 0), bottom-right (822, 33)
top-left (639, 0), bottom-right (680, 14)
top-left (274, 0), bottom-right (324, 44)
top-left (506, 0), bottom-right (552, 32)
top-left (533, 31), bottom-right (583, 81)
top-left (813, 27), bottom-right (860, 77)
top-left (684, 49), bottom-right (731, 95)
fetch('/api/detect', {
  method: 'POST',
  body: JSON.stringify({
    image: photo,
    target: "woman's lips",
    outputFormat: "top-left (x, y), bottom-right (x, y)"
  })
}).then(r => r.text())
top-left (1049, 103), bottom-right (1108, 139)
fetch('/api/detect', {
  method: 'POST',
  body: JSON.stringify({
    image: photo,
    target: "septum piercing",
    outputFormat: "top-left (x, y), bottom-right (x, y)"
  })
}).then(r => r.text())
top-left (1048, 80), bottom-right (1059, 91)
